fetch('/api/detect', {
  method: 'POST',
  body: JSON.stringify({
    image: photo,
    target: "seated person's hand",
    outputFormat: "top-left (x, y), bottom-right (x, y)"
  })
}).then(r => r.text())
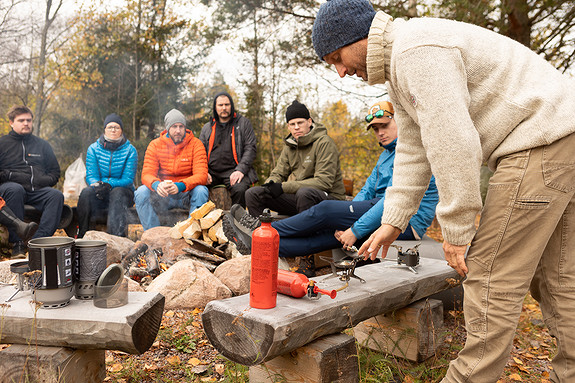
top-left (206, 173), bottom-right (212, 185)
top-left (229, 171), bottom-right (244, 186)
top-left (91, 181), bottom-right (112, 200)
top-left (262, 180), bottom-right (283, 198)
top-left (335, 228), bottom-right (357, 250)
top-left (157, 180), bottom-right (179, 197)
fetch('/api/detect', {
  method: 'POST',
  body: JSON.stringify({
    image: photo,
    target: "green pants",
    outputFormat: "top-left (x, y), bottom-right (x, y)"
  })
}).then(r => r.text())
top-left (444, 132), bottom-right (575, 382)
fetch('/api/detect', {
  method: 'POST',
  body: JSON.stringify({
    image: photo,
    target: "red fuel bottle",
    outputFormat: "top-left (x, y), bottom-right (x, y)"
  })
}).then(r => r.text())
top-left (249, 209), bottom-right (279, 309)
top-left (277, 269), bottom-right (337, 299)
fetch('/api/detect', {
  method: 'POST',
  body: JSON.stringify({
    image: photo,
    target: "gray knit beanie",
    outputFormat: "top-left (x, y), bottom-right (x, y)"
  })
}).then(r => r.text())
top-left (164, 109), bottom-right (186, 130)
top-left (312, 0), bottom-right (377, 61)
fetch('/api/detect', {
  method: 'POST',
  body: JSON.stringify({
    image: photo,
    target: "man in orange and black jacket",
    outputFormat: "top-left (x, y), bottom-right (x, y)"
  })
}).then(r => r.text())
top-left (134, 109), bottom-right (209, 230)
top-left (199, 92), bottom-right (257, 208)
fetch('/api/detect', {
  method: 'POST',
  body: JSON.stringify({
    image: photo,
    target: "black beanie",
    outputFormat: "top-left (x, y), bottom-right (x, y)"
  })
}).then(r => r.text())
top-left (285, 100), bottom-right (311, 123)
top-left (104, 113), bottom-right (123, 130)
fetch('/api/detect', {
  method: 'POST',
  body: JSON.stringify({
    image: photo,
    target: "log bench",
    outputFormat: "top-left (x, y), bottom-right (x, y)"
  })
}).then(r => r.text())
top-left (0, 287), bottom-right (165, 382)
top-left (202, 238), bottom-right (463, 382)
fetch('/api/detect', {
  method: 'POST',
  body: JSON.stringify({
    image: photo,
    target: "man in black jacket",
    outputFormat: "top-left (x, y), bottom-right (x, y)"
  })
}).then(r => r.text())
top-left (199, 92), bottom-right (257, 207)
top-left (0, 105), bottom-right (64, 256)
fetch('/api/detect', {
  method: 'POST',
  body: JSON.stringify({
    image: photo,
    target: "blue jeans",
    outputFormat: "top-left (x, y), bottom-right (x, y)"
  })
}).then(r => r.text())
top-left (0, 182), bottom-right (64, 242)
top-left (272, 199), bottom-right (414, 258)
top-left (134, 185), bottom-right (209, 230)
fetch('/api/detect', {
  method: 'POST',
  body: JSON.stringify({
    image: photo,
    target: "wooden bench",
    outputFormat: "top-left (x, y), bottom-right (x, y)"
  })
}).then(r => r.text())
top-left (0, 287), bottom-right (165, 382)
top-left (202, 238), bottom-right (462, 382)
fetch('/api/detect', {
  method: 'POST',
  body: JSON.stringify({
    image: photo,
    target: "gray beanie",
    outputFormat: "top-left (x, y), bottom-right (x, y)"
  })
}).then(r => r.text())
top-left (312, 0), bottom-right (377, 61)
top-left (164, 109), bottom-right (187, 130)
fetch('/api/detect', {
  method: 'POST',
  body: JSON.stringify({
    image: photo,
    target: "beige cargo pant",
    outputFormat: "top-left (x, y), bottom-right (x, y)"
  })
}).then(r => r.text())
top-left (443, 132), bottom-right (575, 382)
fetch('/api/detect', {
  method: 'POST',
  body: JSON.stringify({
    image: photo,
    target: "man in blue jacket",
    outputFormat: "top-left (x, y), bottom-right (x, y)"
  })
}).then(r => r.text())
top-left (225, 101), bottom-right (438, 276)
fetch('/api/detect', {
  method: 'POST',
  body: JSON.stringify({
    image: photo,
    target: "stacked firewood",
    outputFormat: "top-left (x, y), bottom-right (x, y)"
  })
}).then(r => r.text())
top-left (167, 201), bottom-right (228, 247)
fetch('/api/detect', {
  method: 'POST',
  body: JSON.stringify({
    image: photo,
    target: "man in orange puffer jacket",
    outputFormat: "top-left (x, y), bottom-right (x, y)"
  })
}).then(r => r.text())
top-left (135, 109), bottom-right (209, 230)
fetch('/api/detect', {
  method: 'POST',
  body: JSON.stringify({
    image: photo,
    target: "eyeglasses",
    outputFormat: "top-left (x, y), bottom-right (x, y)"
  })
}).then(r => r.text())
top-left (365, 109), bottom-right (393, 123)
top-left (105, 125), bottom-right (122, 131)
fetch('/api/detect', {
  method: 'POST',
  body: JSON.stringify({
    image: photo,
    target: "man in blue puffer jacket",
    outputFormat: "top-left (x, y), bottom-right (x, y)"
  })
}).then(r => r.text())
top-left (226, 101), bottom-right (438, 276)
top-left (77, 113), bottom-right (138, 237)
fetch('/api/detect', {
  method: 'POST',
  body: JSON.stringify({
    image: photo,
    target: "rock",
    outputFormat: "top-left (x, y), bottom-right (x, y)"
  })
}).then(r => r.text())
top-left (146, 259), bottom-right (232, 309)
top-left (125, 276), bottom-right (145, 292)
top-left (0, 259), bottom-right (22, 284)
top-left (83, 231), bottom-right (135, 264)
top-left (214, 255), bottom-right (251, 296)
top-left (140, 227), bottom-right (189, 263)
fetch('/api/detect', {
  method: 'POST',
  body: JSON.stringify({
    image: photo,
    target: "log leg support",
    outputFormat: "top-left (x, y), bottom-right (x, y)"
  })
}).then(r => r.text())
top-left (249, 333), bottom-right (359, 383)
top-left (354, 298), bottom-right (444, 362)
top-left (0, 344), bottom-right (105, 383)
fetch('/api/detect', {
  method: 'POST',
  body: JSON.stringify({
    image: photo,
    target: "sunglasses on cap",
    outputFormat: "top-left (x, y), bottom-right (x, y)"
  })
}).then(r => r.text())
top-left (365, 109), bottom-right (393, 124)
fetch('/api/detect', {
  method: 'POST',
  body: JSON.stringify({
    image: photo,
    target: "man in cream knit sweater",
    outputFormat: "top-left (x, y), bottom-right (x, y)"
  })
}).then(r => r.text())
top-left (313, 1), bottom-right (575, 382)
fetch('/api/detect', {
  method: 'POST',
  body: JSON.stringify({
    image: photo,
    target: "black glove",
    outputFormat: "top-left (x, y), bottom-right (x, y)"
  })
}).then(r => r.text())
top-left (92, 181), bottom-right (112, 200)
top-left (262, 181), bottom-right (283, 198)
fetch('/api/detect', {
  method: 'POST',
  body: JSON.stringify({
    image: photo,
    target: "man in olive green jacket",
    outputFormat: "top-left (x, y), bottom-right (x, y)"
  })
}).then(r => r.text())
top-left (244, 100), bottom-right (345, 218)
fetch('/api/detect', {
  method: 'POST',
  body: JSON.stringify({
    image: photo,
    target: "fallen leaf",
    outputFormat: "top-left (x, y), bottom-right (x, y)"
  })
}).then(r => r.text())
top-left (109, 363), bottom-right (123, 372)
top-left (215, 363), bottom-right (225, 374)
top-left (144, 363), bottom-right (159, 371)
top-left (152, 340), bottom-right (160, 348)
top-left (105, 355), bottom-right (115, 363)
top-left (165, 310), bottom-right (175, 317)
top-left (509, 373), bottom-right (522, 381)
top-left (188, 357), bottom-right (202, 366)
top-left (192, 321), bottom-right (202, 328)
top-left (167, 355), bottom-right (181, 365)
top-left (542, 371), bottom-right (550, 378)
top-left (192, 307), bottom-right (201, 315)
top-left (191, 365), bottom-right (209, 374)
top-left (513, 357), bottom-right (523, 365)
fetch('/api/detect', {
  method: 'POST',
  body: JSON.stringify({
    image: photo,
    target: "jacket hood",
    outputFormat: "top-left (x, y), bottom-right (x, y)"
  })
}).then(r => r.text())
top-left (212, 91), bottom-right (236, 123)
top-left (284, 125), bottom-right (327, 149)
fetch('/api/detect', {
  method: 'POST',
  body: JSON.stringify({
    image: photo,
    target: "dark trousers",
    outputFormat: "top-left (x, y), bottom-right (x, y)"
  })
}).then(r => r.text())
top-left (77, 186), bottom-right (134, 238)
top-left (245, 186), bottom-right (337, 218)
top-left (210, 169), bottom-right (251, 208)
top-left (0, 182), bottom-right (64, 242)
top-left (271, 198), bottom-right (415, 258)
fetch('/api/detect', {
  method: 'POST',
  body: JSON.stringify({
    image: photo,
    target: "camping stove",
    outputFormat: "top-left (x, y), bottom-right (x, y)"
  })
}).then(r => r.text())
top-left (320, 251), bottom-right (366, 284)
top-left (387, 244), bottom-right (420, 274)
top-left (5, 261), bottom-right (30, 302)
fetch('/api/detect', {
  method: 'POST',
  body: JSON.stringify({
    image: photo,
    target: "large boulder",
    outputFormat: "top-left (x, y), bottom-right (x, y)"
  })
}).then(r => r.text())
top-left (125, 276), bottom-right (145, 292)
top-left (214, 255), bottom-right (251, 296)
top-left (146, 259), bottom-right (232, 309)
top-left (140, 227), bottom-right (189, 263)
top-left (82, 231), bottom-right (135, 264)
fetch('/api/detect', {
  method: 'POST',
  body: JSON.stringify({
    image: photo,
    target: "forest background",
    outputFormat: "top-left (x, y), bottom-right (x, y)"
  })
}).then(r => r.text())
top-left (0, 0), bottom-right (574, 190)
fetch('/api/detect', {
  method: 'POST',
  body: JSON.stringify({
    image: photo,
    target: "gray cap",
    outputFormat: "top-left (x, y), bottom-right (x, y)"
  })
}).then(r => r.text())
top-left (164, 109), bottom-right (186, 130)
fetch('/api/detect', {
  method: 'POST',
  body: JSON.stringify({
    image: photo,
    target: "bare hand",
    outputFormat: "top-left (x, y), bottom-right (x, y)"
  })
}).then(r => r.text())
top-left (358, 224), bottom-right (402, 260)
top-left (207, 174), bottom-right (212, 185)
top-left (229, 171), bottom-right (244, 186)
top-left (157, 181), bottom-right (178, 197)
top-left (334, 228), bottom-right (357, 250)
top-left (443, 242), bottom-right (468, 277)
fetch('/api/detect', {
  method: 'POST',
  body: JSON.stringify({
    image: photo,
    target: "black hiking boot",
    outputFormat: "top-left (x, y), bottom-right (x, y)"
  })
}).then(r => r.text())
top-left (11, 241), bottom-right (28, 259)
top-left (0, 205), bottom-right (38, 242)
top-left (294, 254), bottom-right (315, 278)
top-left (223, 205), bottom-right (261, 255)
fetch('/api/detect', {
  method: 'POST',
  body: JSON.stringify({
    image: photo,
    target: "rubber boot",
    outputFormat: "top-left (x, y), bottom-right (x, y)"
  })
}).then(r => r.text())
top-left (0, 205), bottom-right (38, 242)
